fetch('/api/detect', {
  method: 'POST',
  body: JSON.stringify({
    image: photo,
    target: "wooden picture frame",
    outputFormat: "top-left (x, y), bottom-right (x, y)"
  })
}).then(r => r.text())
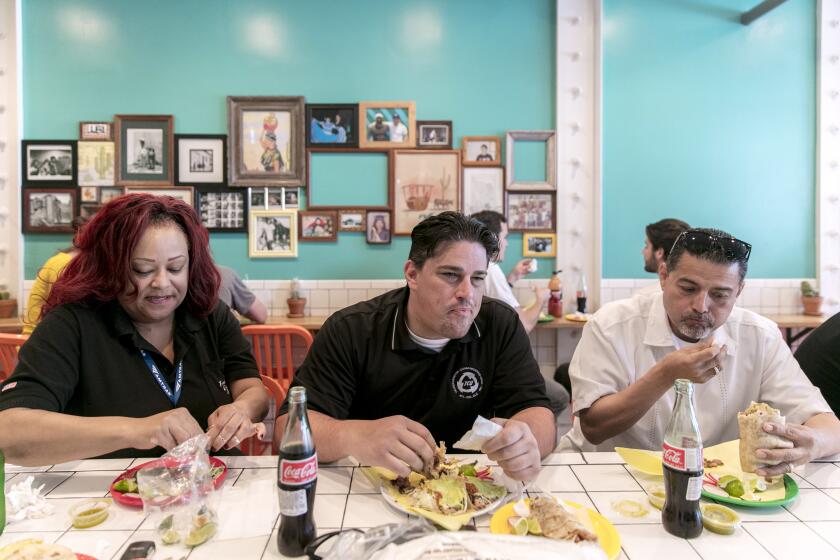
top-left (79, 203), bottom-right (103, 220)
top-left (523, 232), bottom-right (557, 258)
top-left (227, 96), bottom-right (305, 187)
top-left (462, 136), bottom-right (501, 167)
top-left (299, 210), bottom-right (338, 242)
top-left (366, 209), bottom-right (392, 244)
top-left (505, 130), bottom-right (556, 191)
top-left (358, 101), bottom-right (416, 149)
top-left (306, 147), bottom-right (391, 210)
top-left (195, 187), bottom-right (248, 233)
top-left (80, 186), bottom-right (98, 203)
top-left (21, 140), bottom-right (77, 187)
top-left (462, 166), bottom-right (505, 216)
top-left (175, 134), bottom-right (227, 186)
top-left (124, 186), bottom-right (195, 206)
top-left (77, 141), bottom-right (115, 187)
top-left (114, 114), bottom-right (174, 186)
top-left (305, 103), bottom-right (359, 148)
top-left (338, 209), bottom-right (367, 232)
top-left (506, 191), bottom-right (556, 232)
top-left (79, 121), bottom-right (113, 141)
top-left (416, 120), bottom-right (452, 149)
top-left (22, 188), bottom-right (77, 233)
top-left (249, 209), bottom-right (298, 258)
top-left (391, 150), bottom-right (461, 235)
top-left (99, 186), bottom-right (124, 204)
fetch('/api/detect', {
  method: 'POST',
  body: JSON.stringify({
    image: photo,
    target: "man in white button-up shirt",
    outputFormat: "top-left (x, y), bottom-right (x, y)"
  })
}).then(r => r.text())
top-left (561, 228), bottom-right (840, 477)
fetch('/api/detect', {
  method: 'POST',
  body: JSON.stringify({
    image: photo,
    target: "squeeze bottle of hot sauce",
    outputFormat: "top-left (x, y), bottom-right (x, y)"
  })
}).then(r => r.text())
top-left (548, 270), bottom-right (563, 317)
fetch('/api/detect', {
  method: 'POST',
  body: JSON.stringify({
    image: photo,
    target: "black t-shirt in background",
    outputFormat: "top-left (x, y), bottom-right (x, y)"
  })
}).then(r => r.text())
top-left (795, 312), bottom-right (840, 416)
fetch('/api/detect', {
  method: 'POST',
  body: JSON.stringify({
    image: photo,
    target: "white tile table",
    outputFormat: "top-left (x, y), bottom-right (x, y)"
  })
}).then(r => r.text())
top-left (2, 453), bottom-right (840, 559)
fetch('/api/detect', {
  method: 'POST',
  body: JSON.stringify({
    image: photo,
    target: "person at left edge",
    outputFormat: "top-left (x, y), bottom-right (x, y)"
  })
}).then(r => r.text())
top-left (0, 194), bottom-right (268, 466)
top-left (275, 212), bottom-right (555, 482)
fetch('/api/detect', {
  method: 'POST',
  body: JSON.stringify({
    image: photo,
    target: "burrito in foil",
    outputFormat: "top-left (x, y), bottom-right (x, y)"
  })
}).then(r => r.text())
top-left (738, 402), bottom-right (794, 473)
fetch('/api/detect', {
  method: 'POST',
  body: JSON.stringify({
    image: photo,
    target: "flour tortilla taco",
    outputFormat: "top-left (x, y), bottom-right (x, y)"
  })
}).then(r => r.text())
top-left (738, 402), bottom-right (794, 473)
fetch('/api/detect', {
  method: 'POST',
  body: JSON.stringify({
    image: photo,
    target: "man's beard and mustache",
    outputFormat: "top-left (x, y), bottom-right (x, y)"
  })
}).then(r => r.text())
top-left (675, 312), bottom-right (714, 341)
top-left (440, 298), bottom-right (477, 338)
top-left (644, 253), bottom-right (658, 273)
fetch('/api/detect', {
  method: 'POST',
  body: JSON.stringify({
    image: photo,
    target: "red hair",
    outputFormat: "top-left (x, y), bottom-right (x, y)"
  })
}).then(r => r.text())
top-left (43, 193), bottom-right (220, 318)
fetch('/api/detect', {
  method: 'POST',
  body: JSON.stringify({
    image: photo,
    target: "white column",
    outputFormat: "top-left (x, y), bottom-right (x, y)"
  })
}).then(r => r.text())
top-left (818, 1), bottom-right (840, 316)
top-left (0, 0), bottom-right (22, 311)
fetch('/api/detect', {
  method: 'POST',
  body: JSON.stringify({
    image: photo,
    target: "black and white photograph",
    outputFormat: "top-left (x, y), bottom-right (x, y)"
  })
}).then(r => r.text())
top-left (306, 104), bottom-right (359, 148)
top-left (523, 233), bottom-right (557, 257)
top-left (126, 129), bottom-right (164, 174)
top-left (176, 134), bottom-right (226, 185)
top-left (250, 187), bottom-right (266, 210)
top-left (417, 121), bottom-right (452, 149)
top-left (249, 210), bottom-right (298, 258)
top-left (100, 187), bottom-right (124, 204)
top-left (115, 114), bottom-right (174, 185)
top-left (22, 141), bottom-right (77, 186)
top-left (284, 187), bottom-right (300, 208)
top-left (267, 187), bottom-right (284, 209)
top-left (23, 189), bottom-right (77, 233)
top-left (197, 189), bottom-right (246, 232)
top-left (339, 209), bottom-right (365, 232)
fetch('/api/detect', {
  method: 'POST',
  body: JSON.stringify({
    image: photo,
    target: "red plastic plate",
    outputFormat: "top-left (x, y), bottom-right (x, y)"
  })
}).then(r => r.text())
top-left (109, 456), bottom-right (227, 508)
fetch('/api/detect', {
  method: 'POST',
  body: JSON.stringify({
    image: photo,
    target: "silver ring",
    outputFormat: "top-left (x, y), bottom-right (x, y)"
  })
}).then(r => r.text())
top-left (231, 436), bottom-right (240, 446)
top-left (713, 365), bottom-right (721, 375)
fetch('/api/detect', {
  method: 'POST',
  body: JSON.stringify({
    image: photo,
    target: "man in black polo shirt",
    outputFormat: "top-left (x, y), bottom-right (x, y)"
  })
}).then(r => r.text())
top-left (276, 212), bottom-right (554, 481)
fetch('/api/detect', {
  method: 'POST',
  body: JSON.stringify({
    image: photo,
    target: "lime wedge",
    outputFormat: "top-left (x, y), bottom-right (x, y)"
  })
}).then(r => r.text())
top-left (161, 528), bottom-right (181, 545)
top-left (185, 521), bottom-right (217, 546)
top-left (717, 475), bottom-right (739, 487)
top-left (527, 517), bottom-right (542, 535)
top-left (723, 479), bottom-right (745, 498)
top-left (508, 516), bottom-right (528, 536)
top-left (647, 487), bottom-right (666, 510)
top-left (701, 503), bottom-right (740, 535)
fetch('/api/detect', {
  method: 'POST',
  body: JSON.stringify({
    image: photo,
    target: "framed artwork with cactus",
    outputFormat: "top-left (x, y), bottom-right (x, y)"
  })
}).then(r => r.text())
top-left (77, 141), bottom-right (115, 186)
top-left (391, 150), bottom-right (460, 235)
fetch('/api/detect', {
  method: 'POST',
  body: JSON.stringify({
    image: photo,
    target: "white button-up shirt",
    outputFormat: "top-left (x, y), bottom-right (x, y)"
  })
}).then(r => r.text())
top-left (484, 262), bottom-right (520, 309)
top-left (560, 291), bottom-right (831, 451)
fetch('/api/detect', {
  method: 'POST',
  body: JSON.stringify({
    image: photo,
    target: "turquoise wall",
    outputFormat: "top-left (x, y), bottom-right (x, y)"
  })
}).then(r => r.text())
top-left (602, 0), bottom-right (816, 278)
top-left (21, 0), bottom-right (556, 280)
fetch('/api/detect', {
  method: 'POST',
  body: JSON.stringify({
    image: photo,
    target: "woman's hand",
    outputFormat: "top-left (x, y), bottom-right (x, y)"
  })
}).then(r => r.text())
top-left (132, 408), bottom-right (204, 451)
top-left (206, 403), bottom-right (259, 452)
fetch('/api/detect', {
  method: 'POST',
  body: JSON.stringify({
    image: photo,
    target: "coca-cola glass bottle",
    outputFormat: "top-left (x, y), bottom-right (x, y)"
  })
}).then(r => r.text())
top-left (277, 387), bottom-right (317, 556)
top-left (661, 379), bottom-right (704, 538)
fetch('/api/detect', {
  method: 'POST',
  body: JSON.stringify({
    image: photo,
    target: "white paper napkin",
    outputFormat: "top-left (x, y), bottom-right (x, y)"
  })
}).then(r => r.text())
top-left (453, 415), bottom-right (502, 451)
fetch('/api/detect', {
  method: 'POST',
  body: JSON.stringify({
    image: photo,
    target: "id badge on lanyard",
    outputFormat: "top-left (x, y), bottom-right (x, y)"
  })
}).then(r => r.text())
top-left (139, 349), bottom-right (183, 406)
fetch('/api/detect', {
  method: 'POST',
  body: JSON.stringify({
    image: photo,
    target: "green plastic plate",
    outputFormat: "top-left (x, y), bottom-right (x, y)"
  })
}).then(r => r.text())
top-left (702, 474), bottom-right (799, 508)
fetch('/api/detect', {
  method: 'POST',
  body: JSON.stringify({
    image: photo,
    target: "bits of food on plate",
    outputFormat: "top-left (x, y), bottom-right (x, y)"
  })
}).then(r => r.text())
top-left (0, 539), bottom-right (78, 560)
top-left (704, 458), bottom-right (724, 468)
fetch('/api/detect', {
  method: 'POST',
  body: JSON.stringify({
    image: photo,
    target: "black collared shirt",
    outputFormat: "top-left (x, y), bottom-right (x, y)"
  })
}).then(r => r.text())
top-left (280, 287), bottom-right (551, 449)
top-left (0, 300), bottom-right (259, 458)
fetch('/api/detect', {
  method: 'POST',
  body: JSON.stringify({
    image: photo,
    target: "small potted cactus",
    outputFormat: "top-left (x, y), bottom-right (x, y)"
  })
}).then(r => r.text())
top-left (801, 281), bottom-right (823, 316)
top-left (287, 278), bottom-right (306, 318)
top-left (0, 286), bottom-right (17, 319)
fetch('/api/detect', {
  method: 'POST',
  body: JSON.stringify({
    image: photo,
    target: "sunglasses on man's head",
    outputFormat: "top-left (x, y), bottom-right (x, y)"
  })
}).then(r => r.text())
top-left (672, 230), bottom-right (752, 261)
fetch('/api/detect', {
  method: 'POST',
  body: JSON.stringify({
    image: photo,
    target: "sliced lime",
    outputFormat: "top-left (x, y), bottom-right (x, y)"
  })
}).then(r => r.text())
top-left (717, 475), bottom-right (739, 487)
top-left (647, 488), bottom-right (666, 511)
top-left (723, 480), bottom-right (745, 498)
top-left (508, 516), bottom-right (529, 536)
top-left (185, 521), bottom-right (217, 546)
top-left (161, 528), bottom-right (181, 545)
top-left (527, 517), bottom-right (542, 535)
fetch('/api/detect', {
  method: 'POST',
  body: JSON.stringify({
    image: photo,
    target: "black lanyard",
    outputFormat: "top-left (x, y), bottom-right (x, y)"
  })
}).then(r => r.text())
top-left (139, 349), bottom-right (183, 406)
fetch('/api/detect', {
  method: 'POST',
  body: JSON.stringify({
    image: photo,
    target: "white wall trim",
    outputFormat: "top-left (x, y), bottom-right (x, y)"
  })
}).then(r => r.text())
top-left (818, 1), bottom-right (840, 316)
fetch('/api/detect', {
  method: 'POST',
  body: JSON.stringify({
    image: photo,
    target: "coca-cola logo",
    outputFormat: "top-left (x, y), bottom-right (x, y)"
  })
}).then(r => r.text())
top-left (280, 454), bottom-right (318, 486)
top-left (662, 443), bottom-right (685, 470)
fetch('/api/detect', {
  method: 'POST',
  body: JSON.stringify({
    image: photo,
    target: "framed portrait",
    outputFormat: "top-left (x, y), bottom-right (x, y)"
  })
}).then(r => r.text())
top-left (21, 140), bottom-right (77, 187)
top-left (462, 136), bottom-right (501, 167)
top-left (80, 186), bottom-right (98, 203)
top-left (114, 114), bottom-right (174, 186)
top-left (462, 167), bottom-right (504, 216)
top-left (506, 191), bottom-right (556, 232)
top-left (79, 203), bottom-right (103, 220)
top-left (23, 188), bottom-right (77, 233)
top-left (249, 209), bottom-right (298, 258)
top-left (505, 130), bottom-right (556, 191)
top-left (284, 187), bottom-right (300, 209)
top-left (338, 209), bottom-right (366, 232)
top-left (417, 121), bottom-right (452, 149)
top-left (227, 96), bottom-right (305, 187)
top-left (366, 210), bottom-right (392, 245)
top-left (195, 188), bottom-right (247, 232)
top-left (124, 186), bottom-right (194, 206)
top-left (99, 186), bottom-right (124, 204)
top-left (359, 101), bottom-right (416, 149)
top-left (306, 104), bottom-right (358, 148)
top-left (523, 233), bottom-right (557, 258)
top-left (175, 134), bottom-right (226, 185)
top-left (299, 210), bottom-right (338, 242)
top-left (391, 150), bottom-right (460, 235)
top-left (77, 141), bottom-right (115, 187)
top-left (79, 121), bottom-right (112, 141)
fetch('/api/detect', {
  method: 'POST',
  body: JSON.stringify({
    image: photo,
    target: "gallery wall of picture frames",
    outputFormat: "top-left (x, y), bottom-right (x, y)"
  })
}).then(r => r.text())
top-left (19, 98), bottom-right (558, 259)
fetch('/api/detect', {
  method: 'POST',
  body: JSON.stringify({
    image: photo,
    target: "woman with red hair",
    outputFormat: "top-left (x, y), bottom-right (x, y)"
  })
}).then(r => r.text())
top-left (0, 194), bottom-right (268, 465)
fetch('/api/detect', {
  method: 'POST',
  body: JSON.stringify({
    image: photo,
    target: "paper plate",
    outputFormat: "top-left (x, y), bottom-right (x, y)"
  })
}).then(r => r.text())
top-left (109, 456), bottom-right (227, 508)
top-left (564, 313), bottom-right (589, 322)
top-left (615, 447), bottom-right (662, 477)
top-left (490, 500), bottom-right (620, 560)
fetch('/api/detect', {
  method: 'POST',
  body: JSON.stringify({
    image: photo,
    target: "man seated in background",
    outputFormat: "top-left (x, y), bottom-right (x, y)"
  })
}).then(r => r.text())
top-left (638, 218), bottom-right (691, 295)
top-left (470, 210), bottom-right (569, 417)
top-left (560, 228), bottom-right (840, 477)
top-left (275, 212), bottom-right (555, 481)
top-left (795, 312), bottom-right (840, 416)
top-left (217, 265), bottom-right (267, 324)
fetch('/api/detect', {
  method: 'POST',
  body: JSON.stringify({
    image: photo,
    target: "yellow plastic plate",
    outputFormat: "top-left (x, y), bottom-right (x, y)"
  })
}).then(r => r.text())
top-left (615, 447), bottom-right (662, 476)
top-left (489, 500), bottom-right (621, 560)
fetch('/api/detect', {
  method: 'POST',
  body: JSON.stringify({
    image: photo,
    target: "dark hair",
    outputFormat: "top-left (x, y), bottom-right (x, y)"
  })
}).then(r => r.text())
top-left (408, 211), bottom-right (499, 269)
top-left (646, 218), bottom-right (691, 258)
top-left (469, 210), bottom-right (506, 236)
top-left (44, 193), bottom-right (220, 318)
top-left (666, 227), bottom-right (749, 281)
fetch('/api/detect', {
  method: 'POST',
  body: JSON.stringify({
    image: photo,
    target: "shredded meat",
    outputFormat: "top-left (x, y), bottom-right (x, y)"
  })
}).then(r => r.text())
top-left (704, 458), bottom-right (724, 468)
top-left (393, 476), bottom-right (413, 494)
top-left (531, 497), bottom-right (598, 543)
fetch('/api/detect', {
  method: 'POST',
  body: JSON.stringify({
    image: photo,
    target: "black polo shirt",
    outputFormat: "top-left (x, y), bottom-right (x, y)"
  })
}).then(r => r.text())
top-left (0, 300), bottom-right (259, 458)
top-left (280, 287), bottom-right (551, 449)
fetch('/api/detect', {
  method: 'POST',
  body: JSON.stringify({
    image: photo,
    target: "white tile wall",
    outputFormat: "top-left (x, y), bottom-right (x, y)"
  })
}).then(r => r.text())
top-left (20, 277), bottom-right (819, 372)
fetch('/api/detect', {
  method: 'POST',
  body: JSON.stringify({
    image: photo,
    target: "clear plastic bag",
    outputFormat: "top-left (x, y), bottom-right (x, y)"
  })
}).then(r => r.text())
top-left (136, 434), bottom-right (220, 549)
top-left (318, 517), bottom-right (437, 560)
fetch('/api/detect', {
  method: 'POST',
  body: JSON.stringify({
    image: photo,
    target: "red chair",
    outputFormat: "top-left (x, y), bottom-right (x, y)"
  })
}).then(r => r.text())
top-left (0, 333), bottom-right (28, 380)
top-left (241, 325), bottom-right (314, 391)
top-left (240, 375), bottom-right (288, 456)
